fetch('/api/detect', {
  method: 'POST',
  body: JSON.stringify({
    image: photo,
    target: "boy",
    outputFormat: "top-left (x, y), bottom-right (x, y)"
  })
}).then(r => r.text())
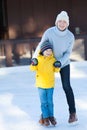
top-left (30, 41), bottom-right (60, 126)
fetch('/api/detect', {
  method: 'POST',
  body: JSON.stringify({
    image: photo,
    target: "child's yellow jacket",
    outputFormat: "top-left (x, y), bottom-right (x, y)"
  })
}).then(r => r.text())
top-left (30, 54), bottom-right (60, 89)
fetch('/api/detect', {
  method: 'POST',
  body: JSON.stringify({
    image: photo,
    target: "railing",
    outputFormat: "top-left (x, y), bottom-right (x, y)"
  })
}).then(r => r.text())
top-left (0, 35), bottom-right (87, 67)
top-left (75, 34), bottom-right (87, 60)
top-left (0, 37), bottom-right (41, 67)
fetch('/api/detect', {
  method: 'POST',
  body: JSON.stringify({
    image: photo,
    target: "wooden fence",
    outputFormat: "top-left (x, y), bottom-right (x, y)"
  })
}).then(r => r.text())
top-left (0, 37), bottom-right (41, 67)
top-left (0, 35), bottom-right (87, 67)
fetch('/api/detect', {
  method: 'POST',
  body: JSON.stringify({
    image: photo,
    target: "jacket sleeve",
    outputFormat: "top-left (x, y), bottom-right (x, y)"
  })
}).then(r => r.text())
top-left (29, 65), bottom-right (38, 71)
top-left (54, 67), bottom-right (60, 72)
top-left (53, 58), bottom-right (60, 72)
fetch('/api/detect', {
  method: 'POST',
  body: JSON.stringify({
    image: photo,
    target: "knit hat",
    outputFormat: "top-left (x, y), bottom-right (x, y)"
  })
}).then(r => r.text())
top-left (40, 41), bottom-right (53, 53)
top-left (55, 11), bottom-right (69, 26)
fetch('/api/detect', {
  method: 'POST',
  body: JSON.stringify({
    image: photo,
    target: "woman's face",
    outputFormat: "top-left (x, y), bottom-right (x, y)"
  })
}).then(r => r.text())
top-left (57, 20), bottom-right (68, 31)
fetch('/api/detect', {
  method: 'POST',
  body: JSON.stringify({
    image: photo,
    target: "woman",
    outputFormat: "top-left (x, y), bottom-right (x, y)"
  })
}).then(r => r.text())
top-left (32, 11), bottom-right (78, 123)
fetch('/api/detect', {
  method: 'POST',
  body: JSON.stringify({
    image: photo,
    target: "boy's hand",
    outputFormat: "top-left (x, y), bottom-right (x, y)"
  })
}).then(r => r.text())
top-left (31, 58), bottom-right (38, 66)
top-left (53, 61), bottom-right (61, 68)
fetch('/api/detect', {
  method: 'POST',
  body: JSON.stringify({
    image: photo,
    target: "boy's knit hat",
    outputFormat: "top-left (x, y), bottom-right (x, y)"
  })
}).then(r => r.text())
top-left (40, 41), bottom-right (53, 53)
top-left (55, 11), bottom-right (69, 26)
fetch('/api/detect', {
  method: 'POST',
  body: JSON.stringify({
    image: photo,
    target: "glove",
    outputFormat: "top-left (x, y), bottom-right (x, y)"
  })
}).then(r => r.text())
top-left (31, 58), bottom-right (38, 66)
top-left (53, 61), bottom-right (61, 68)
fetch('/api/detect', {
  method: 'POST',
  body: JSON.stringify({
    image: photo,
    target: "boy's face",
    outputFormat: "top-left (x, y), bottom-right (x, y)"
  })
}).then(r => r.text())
top-left (43, 49), bottom-right (52, 57)
top-left (57, 20), bottom-right (68, 31)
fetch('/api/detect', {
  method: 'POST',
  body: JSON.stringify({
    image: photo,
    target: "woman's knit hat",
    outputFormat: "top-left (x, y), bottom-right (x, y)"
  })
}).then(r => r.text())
top-left (40, 41), bottom-right (53, 53)
top-left (55, 11), bottom-right (69, 26)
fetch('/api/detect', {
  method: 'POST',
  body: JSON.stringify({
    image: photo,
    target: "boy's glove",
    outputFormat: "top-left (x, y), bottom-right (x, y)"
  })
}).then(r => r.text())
top-left (53, 61), bottom-right (61, 68)
top-left (31, 58), bottom-right (38, 66)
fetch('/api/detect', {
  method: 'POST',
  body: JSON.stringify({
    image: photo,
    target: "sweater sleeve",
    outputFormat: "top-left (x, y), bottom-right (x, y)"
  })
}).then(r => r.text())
top-left (59, 36), bottom-right (75, 67)
top-left (33, 30), bottom-right (49, 58)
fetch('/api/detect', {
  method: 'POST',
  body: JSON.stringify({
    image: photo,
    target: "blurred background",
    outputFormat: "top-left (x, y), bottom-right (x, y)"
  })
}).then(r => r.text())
top-left (0, 0), bottom-right (87, 67)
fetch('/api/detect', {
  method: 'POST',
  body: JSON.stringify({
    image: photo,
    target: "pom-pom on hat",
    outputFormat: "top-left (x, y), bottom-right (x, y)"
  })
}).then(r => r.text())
top-left (40, 41), bottom-right (53, 53)
top-left (55, 11), bottom-right (69, 26)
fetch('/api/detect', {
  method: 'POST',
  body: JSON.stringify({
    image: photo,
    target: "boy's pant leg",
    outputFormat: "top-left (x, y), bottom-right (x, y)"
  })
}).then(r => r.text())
top-left (38, 88), bottom-right (49, 118)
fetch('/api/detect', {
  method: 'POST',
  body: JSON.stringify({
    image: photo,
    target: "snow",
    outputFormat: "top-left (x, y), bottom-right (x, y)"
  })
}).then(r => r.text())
top-left (0, 61), bottom-right (87, 130)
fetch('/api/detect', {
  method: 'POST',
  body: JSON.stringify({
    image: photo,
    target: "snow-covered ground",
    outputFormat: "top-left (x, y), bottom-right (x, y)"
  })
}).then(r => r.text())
top-left (0, 61), bottom-right (87, 130)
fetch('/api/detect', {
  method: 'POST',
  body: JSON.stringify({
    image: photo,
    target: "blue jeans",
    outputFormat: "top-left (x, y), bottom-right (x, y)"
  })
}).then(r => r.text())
top-left (60, 64), bottom-right (76, 114)
top-left (38, 88), bottom-right (54, 118)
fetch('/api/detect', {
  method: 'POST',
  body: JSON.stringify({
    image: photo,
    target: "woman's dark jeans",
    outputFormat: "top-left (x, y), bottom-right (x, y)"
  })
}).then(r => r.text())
top-left (60, 64), bottom-right (76, 114)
